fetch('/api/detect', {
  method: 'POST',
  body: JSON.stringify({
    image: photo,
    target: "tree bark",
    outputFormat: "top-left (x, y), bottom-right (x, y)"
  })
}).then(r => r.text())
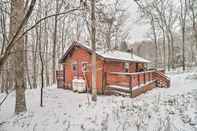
top-left (10, 0), bottom-right (27, 113)
top-left (33, 28), bottom-right (38, 89)
top-left (189, 0), bottom-right (197, 64)
top-left (24, 33), bottom-right (32, 89)
top-left (52, 0), bottom-right (59, 84)
top-left (44, 7), bottom-right (50, 87)
top-left (91, 0), bottom-right (97, 101)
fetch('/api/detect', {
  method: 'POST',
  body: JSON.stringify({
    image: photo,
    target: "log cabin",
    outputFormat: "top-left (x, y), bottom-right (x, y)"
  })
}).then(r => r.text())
top-left (58, 41), bottom-right (170, 97)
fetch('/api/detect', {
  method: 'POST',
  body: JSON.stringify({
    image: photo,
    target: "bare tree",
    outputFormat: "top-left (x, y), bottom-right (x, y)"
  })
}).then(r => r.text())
top-left (189, 0), bottom-right (197, 64)
top-left (179, 0), bottom-right (189, 71)
top-left (91, 0), bottom-right (97, 101)
top-left (10, 0), bottom-right (27, 113)
top-left (134, 0), bottom-right (159, 68)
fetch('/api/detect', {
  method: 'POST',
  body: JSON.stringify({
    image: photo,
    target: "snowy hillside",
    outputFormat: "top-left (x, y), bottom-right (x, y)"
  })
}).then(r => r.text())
top-left (1, 70), bottom-right (197, 131)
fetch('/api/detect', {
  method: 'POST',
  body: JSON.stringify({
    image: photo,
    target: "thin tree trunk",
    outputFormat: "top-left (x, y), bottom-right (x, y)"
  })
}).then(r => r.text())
top-left (169, 30), bottom-right (175, 69)
top-left (44, 10), bottom-right (50, 87)
top-left (39, 20), bottom-right (44, 107)
top-left (182, 27), bottom-right (186, 71)
top-left (166, 33), bottom-right (171, 71)
top-left (189, 0), bottom-right (197, 64)
top-left (1, 71), bottom-right (5, 93)
top-left (179, 0), bottom-right (187, 71)
top-left (24, 33), bottom-right (32, 89)
top-left (91, 0), bottom-right (97, 101)
top-left (52, 0), bottom-right (59, 84)
top-left (33, 29), bottom-right (38, 89)
top-left (162, 28), bottom-right (166, 69)
top-left (150, 17), bottom-right (158, 68)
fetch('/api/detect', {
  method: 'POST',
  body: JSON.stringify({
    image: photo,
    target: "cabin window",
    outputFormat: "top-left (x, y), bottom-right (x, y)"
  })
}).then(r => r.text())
top-left (71, 62), bottom-right (77, 72)
top-left (82, 62), bottom-right (88, 72)
top-left (124, 63), bottom-right (129, 72)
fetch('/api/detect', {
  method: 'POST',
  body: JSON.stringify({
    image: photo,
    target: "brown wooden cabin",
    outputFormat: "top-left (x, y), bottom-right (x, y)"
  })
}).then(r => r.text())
top-left (58, 41), bottom-right (170, 97)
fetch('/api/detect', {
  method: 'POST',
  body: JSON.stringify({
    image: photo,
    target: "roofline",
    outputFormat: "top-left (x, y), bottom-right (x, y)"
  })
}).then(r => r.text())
top-left (59, 41), bottom-right (150, 64)
top-left (59, 41), bottom-right (93, 63)
top-left (103, 58), bottom-right (150, 63)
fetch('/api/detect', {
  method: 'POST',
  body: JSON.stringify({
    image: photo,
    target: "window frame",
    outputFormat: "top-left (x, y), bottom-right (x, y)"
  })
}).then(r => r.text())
top-left (71, 61), bottom-right (77, 72)
top-left (124, 62), bottom-right (129, 72)
top-left (81, 61), bottom-right (88, 72)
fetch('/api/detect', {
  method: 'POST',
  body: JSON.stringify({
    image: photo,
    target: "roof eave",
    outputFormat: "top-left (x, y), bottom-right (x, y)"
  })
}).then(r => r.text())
top-left (103, 57), bottom-right (150, 63)
top-left (58, 41), bottom-right (93, 64)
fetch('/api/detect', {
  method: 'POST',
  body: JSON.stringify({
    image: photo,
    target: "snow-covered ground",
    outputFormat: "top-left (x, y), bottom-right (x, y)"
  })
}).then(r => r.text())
top-left (1, 69), bottom-right (197, 131)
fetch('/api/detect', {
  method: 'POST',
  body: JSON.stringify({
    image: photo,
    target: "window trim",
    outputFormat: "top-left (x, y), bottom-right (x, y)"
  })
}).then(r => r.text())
top-left (81, 61), bottom-right (88, 72)
top-left (71, 61), bottom-right (77, 72)
top-left (124, 62), bottom-right (129, 72)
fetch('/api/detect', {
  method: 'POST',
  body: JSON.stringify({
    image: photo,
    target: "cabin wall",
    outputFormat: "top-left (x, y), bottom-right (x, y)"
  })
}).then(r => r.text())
top-left (104, 61), bottom-right (124, 72)
top-left (64, 47), bottom-right (104, 93)
top-left (104, 62), bottom-right (145, 87)
top-left (104, 61), bottom-right (138, 73)
top-left (129, 63), bottom-right (137, 72)
top-left (63, 46), bottom-right (147, 94)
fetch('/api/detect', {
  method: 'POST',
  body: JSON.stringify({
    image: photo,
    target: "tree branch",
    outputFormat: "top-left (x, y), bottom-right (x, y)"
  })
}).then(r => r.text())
top-left (0, 0), bottom-right (37, 70)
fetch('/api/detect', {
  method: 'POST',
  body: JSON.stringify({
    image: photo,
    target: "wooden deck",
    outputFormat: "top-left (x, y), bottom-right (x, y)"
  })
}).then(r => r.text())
top-left (56, 69), bottom-right (170, 98)
top-left (104, 69), bottom-right (170, 97)
top-left (104, 80), bottom-right (156, 97)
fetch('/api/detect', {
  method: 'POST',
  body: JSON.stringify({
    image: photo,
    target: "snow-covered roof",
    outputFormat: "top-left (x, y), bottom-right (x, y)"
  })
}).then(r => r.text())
top-left (96, 50), bottom-right (150, 63)
top-left (59, 41), bottom-right (150, 63)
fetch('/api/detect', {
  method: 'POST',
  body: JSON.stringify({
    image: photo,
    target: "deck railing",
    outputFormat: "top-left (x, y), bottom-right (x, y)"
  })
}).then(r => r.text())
top-left (56, 70), bottom-right (64, 88)
top-left (106, 70), bottom-right (155, 89)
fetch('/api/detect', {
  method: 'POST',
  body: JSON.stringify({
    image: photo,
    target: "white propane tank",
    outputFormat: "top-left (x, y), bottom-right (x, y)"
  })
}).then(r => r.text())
top-left (77, 78), bottom-right (86, 93)
top-left (72, 77), bottom-right (78, 92)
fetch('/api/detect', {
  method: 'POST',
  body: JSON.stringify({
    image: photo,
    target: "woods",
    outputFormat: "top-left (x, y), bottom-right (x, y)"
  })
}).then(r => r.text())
top-left (0, 0), bottom-right (131, 111)
top-left (0, 0), bottom-right (197, 114)
top-left (134, 0), bottom-right (197, 70)
top-left (1, 1), bottom-right (197, 131)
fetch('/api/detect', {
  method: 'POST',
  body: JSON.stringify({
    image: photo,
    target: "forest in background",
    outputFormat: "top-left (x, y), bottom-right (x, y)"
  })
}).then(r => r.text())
top-left (0, 0), bottom-right (197, 113)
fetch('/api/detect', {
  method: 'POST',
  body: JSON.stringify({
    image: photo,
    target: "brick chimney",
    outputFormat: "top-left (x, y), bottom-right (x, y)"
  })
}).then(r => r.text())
top-left (130, 48), bottom-right (134, 59)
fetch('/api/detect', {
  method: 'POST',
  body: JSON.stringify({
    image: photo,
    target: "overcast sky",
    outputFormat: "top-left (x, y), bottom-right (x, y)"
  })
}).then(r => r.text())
top-left (123, 0), bottom-right (149, 43)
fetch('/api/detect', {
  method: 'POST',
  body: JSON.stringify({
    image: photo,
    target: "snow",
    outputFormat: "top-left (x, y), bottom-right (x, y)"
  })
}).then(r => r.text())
top-left (61, 42), bottom-right (150, 63)
top-left (1, 69), bottom-right (197, 131)
top-left (108, 80), bottom-right (155, 91)
top-left (82, 41), bottom-right (151, 63)
top-left (96, 50), bottom-right (150, 63)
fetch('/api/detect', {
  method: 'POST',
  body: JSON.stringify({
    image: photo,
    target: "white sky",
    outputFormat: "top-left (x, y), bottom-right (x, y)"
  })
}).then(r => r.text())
top-left (123, 0), bottom-right (149, 43)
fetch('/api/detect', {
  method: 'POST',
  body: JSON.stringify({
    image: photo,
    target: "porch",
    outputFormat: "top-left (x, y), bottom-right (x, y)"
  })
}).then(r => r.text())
top-left (56, 69), bottom-right (170, 97)
top-left (103, 69), bottom-right (170, 97)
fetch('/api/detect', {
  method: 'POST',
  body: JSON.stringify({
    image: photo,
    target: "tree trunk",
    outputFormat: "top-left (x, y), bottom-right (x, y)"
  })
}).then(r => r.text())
top-left (190, 0), bottom-right (197, 64)
top-left (166, 33), bottom-right (171, 71)
top-left (169, 30), bottom-right (175, 69)
top-left (32, 28), bottom-right (38, 89)
top-left (1, 71), bottom-right (5, 93)
top-left (44, 21), bottom-right (50, 87)
top-left (162, 28), bottom-right (166, 69)
top-left (10, 0), bottom-right (27, 113)
top-left (182, 26), bottom-right (186, 71)
top-left (52, 0), bottom-right (59, 84)
top-left (24, 33), bottom-right (32, 89)
top-left (91, 0), bottom-right (97, 101)
top-left (150, 17), bottom-right (158, 68)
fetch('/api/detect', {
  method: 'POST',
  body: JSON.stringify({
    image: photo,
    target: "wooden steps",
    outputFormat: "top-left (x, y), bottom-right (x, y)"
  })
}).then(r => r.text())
top-left (153, 71), bottom-right (170, 88)
top-left (106, 85), bottom-right (131, 93)
top-left (104, 89), bottom-right (130, 97)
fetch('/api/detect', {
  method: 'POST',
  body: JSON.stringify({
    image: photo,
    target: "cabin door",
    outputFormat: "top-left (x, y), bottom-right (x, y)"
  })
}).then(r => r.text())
top-left (71, 61), bottom-right (78, 78)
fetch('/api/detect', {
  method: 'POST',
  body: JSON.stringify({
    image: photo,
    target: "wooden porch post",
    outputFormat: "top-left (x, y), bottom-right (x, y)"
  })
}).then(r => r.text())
top-left (149, 72), bottom-right (151, 81)
top-left (63, 63), bottom-right (65, 88)
top-left (102, 72), bottom-right (107, 94)
top-left (144, 71), bottom-right (146, 84)
top-left (129, 75), bottom-right (133, 97)
top-left (138, 73), bottom-right (140, 86)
